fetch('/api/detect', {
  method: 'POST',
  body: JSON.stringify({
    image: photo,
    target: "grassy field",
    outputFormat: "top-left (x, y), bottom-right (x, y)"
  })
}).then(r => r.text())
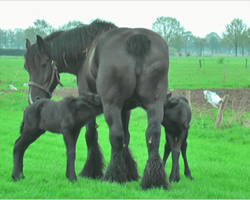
top-left (0, 56), bottom-right (250, 198)
top-left (1, 56), bottom-right (250, 91)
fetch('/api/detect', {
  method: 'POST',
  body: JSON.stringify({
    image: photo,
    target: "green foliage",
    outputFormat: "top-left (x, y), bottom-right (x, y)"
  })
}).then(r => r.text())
top-left (169, 47), bottom-right (177, 56)
top-left (222, 18), bottom-right (248, 57)
top-left (152, 16), bottom-right (184, 47)
top-left (0, 49), bottom-right (25, 56)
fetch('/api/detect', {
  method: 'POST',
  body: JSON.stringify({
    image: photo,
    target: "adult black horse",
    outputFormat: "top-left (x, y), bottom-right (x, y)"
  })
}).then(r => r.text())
top-left (24, 20), bottom-right (170, 189)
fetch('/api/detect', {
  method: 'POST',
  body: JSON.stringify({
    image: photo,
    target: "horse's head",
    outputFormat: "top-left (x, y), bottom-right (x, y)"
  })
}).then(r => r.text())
top-left (24, 35), bottom-right (63, 105)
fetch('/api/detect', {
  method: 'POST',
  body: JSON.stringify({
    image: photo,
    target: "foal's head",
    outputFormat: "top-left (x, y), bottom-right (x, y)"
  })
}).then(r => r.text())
top-left (67, 92), bottom-right (103, 123)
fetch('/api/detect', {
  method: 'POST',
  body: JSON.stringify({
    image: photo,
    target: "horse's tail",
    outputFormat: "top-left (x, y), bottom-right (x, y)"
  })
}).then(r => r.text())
top-left (126, 34), bottom-right (151, 76)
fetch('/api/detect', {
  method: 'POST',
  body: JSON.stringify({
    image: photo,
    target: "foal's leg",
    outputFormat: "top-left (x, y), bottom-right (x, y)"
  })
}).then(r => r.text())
top-left (102, 105), bottom-right (127, 183)
top-left (140, 104), bottom-right (169, 190)
top-left (166, 130), bottom-right (186, 183)
top-left (181, 133), bottom-right (193, 181)
top-left (79, 118), bottom-right (104, 179)
top-left (12, 129), bottom-right (45, 181)
top-left (163, 138), bottom-right (171, 166)
top-left (63, 129), bottom-right (81, 181)
top-left (121, 110), bottom-right (139, 181)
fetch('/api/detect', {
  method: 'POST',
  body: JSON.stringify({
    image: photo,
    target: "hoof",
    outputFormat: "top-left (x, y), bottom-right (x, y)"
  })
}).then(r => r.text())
top-left (12, 172), bottom-right (25, 181)
top-left (78, 145), bottom-right (104, 179)
top-left (140, 154), bottom-right (169, 190)
top-left (102, 159), bottom-right (127, 183)
top-left (122, 146), bottom-right (139, 181)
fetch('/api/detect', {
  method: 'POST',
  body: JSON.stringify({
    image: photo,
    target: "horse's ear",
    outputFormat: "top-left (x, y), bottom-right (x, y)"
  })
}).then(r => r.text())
top-left (26, 39), bottom-right (31, 49)
top-left (36, 35), bottom-right (46, 55)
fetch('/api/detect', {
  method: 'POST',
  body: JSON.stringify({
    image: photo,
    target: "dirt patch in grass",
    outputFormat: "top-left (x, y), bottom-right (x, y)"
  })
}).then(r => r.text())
top-left (4, 88), bottom-right (250, 112)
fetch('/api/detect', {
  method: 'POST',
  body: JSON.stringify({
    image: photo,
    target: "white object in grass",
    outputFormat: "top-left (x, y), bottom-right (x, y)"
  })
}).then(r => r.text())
top-left (203, 90), bottom-right (222, 108)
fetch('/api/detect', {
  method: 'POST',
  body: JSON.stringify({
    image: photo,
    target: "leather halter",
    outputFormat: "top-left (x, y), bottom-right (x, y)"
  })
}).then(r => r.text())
top-left (28, 61), bottom-right (63, 98)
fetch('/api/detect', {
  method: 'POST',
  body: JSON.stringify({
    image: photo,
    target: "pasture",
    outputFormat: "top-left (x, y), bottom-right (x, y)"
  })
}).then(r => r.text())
top-left (0, 56), bottom-right (250, 198)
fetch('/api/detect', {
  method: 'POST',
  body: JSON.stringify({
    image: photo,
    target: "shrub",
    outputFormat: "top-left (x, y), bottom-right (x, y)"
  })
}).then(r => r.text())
top-left (169, 47), bottom-right (177, 56)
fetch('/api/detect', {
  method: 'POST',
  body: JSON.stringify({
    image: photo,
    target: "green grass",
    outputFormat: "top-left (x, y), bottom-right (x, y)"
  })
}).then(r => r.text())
top-left (169, 56), bottom-right (250, 89)
top-left (0, 56), bottom-right (250, 198)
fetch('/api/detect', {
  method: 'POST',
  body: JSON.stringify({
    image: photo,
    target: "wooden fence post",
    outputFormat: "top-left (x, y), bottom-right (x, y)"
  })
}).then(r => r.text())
top-left (186, 90), bottom-right (191, 111)
top-left (199, 59), bottom-right (201, 68)
top-left (246, 58), bottom-right (247, 68)
top-left (223, 66), bottom-right (226, 83)
top-left (215, 94), bottom-right (229, 127)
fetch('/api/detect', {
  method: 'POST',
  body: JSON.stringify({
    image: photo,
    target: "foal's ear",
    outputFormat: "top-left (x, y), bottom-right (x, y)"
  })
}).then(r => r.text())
top-left (93, 94), bottom-right (102, 106)
top-left (36, 35), bottom-right (46, 55)
top-left (166, 93), bottom-right (172, 99)
top-left (26, 39), bottom-right (31, 49)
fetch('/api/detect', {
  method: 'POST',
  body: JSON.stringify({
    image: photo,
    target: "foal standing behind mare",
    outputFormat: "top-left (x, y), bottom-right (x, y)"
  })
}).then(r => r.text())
top-left (12, 93), bottom-right (102, 181)
top-left (162, 93), bottom-right (193, 183)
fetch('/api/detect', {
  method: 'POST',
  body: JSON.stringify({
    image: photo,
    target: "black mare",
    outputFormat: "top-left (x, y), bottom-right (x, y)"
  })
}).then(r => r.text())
top-left (23, 20), bottom-right (170, 189)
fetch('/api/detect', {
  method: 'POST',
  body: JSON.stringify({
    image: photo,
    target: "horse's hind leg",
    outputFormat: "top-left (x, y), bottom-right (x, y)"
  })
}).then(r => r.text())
top-left (63, 129), bottom-right (80, 181)
top-left (102, 105), bottom-right (127, 183)
top-left (79, 118), bottom-right (104, 179)
top-left (121, 110), bottom-right (139, 181)
top-left (12, 129), bottom-right (44, 181)
top-left (167, 130), bottom-right (186, 183)
top-left (140, 104), bottom-right (169, 190)
top-left (181, 133), bottom-right (193, 181)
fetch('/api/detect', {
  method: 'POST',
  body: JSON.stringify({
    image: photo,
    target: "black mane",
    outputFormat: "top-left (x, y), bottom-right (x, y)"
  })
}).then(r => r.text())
top-left (25, 19), bottom-right (117, 73)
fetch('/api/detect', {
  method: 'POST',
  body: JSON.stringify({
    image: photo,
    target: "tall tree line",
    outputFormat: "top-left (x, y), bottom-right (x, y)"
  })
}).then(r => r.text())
top-left (152, 17), bottom-right (250, 57)
top-left (0, 19), bottom-right (83, 49)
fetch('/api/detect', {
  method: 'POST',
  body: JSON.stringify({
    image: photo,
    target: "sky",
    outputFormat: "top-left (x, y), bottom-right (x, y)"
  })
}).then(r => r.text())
top-left (1, 1), bottom-right (250, 38)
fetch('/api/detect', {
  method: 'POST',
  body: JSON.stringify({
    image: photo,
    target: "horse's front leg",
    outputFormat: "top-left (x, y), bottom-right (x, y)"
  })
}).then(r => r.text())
top-left (102, 105), bottom-right (127, 183)
top-left (78, 118), bottom-right (104, 179)
top-left (63, 129), bottom-right (81, 182)
top-left (140, 104), bottom-right (169, 190)
top-left (121, 110), bottom-right (139, 181)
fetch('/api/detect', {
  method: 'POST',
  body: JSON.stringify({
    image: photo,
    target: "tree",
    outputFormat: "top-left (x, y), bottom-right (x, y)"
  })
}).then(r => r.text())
top-left (205, 32), bottom-right (221, 54)
top-left (7, 30), bottom-right (15, 49)
top-left (193, 36), bottom-right (207, 56)
top-left (152, 16), bottom-right (184, 47)
top-left (222, 18), bottom-right (247, 57)
top-left (171, 35), bottom-right (184, 52)
top-left (0, 29), bottom-right (4, 48)
top-left (1, 30), bottom-right (8, 48)
top-left (182, 31), bottom-right (193, 54)
top-left (14, 28), bottom-right (25, 49)
top-left (33, 19), bottom-right (55, 38)
top-left (57, 20), bottom-right (84, 30)
top-left (24, 27), bottom-right (36, 44)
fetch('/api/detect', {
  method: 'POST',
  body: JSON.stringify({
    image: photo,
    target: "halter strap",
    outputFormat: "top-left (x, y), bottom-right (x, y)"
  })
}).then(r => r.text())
top-left (28, 61), bottom-right (63, 98)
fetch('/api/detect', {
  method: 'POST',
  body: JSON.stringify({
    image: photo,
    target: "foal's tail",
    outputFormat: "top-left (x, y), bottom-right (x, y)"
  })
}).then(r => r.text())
top-left (126, 34), bottom-right (151, 76)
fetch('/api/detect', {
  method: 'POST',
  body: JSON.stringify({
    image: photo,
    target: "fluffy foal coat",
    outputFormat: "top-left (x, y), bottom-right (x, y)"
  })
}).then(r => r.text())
top-left (12, 93), bottom-right (103, 181)
top-left (162, 93), bottom-right (193, 183)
